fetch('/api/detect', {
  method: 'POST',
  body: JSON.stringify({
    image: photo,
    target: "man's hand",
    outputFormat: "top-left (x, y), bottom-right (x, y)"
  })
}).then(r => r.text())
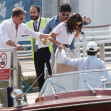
top-left (17, 45), bottom-right (24, 50)
top-left (82, 16), bottom-right (91, 25)
top-left (84, 17), bottom-right (90, 24)
top-left (39, 33), bottom-right (50, 39)
top-left (42, 38), bottom-right (47, 45)
top-left (6, 40), bottom-right (16, 47)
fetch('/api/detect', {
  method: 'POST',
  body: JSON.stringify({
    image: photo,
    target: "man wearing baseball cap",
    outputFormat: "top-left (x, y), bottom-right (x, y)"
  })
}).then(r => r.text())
top-left (86, 41), bottom-right (97, 52)
top-left (60, 41), bottom-right (111, 89)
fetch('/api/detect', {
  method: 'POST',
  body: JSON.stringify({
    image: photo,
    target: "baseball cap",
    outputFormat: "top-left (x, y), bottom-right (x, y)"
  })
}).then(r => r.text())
top-left (86, 41), bottom-right (97, 52)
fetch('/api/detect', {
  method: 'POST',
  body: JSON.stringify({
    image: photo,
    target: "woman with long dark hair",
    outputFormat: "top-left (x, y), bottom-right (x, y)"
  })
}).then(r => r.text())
top-left (48, 13), bottom-right (83, 74)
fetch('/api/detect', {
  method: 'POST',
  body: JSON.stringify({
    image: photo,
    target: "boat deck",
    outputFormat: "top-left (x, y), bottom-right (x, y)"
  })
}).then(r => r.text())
top-left (26, 92), bottom-right (39, 104)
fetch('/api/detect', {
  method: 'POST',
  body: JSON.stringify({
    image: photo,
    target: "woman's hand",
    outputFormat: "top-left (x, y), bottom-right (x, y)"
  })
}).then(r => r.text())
top-left (75, 29), bottom-right (80, 37)
top-left (74, 33), bottom-right (79, 37)
top-left (58, 44), bottom-right (65, 49)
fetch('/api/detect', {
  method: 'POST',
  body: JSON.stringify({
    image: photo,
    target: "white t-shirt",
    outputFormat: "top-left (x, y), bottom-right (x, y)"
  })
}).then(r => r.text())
top-left (52, 22), bottom-right (76, 45)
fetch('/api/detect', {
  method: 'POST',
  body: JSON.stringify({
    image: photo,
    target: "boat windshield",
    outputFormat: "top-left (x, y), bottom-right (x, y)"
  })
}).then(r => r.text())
top-left (38, 68), bottom-right (111, 97)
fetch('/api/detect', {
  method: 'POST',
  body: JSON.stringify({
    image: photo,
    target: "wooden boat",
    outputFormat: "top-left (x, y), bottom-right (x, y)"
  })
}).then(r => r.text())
top-left (1, 68), bottom-right (111, 111)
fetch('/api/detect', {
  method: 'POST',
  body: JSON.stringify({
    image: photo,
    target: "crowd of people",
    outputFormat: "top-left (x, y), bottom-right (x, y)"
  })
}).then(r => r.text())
top-left (0, 2), bottom-right (110, 107)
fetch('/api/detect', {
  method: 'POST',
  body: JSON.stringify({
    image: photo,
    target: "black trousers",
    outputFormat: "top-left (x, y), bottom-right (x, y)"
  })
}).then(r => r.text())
top-left (34, 47), bottom-right (52, 91)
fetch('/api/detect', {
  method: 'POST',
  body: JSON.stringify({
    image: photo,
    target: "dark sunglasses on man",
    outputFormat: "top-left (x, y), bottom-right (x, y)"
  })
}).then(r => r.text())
top-left (62, 13), bottom-right (69, 17)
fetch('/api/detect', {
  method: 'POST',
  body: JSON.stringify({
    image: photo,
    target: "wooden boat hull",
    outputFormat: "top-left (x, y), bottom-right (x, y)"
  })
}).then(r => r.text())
top-left (1, 89), bottom-right (111, 111)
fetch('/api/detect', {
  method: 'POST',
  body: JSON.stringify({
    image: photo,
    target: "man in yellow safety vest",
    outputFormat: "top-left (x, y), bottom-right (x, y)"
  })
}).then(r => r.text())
top-left (26, 5), bottom-right (52, 91)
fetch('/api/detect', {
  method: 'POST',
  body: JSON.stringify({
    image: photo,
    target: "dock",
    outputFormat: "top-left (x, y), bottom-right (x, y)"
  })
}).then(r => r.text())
top-left (19, 59), bottom-right (39, 104)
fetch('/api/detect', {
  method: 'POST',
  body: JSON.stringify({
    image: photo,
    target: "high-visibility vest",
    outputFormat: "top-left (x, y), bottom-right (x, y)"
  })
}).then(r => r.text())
top-left (26, 17), bottom-right (53, 59)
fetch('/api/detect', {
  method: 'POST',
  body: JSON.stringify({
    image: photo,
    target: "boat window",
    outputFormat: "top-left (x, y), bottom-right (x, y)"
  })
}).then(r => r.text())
top-left (38, 69), bottom-right (111, 97)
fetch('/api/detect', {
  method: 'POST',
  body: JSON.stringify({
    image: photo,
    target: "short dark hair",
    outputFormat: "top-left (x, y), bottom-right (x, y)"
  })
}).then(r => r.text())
top-left (87, 51), bottom-right (97, 55)
top-left (59, 3), bottom-right (71, 13)
top-left (30, 5), bottom-right (40, 13)
top-left (12, 8), bottom-right (26, 17)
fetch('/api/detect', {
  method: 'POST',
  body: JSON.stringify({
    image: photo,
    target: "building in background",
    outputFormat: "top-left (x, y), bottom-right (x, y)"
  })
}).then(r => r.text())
top-left (1, 0), bottom-right (111, 26)
top-left (0, 0), bottom-right (42, 23)
top-left (42, 0), bottom-right (111, 26)
top-left (42, 0), bottom-right (79, 18)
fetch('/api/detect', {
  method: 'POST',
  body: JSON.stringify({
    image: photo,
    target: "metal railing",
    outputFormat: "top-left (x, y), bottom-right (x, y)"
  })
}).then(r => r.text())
top-left (0, 47), bottom-right (18, 89)
top-left (75, 24), bottom-right (111, 62)
top-left (0, 47), bottom-right (18, 107)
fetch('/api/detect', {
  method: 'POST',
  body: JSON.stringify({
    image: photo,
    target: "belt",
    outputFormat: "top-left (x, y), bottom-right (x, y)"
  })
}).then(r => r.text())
top-left (64, 44), bottom-right (70, 48)
top-left (38, 47), bottom-right (48, 50)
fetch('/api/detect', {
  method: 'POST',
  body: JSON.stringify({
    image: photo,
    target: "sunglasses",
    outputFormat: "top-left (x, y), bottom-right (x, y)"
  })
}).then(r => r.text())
top-left (61, 13), bottom-right (69, 17)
